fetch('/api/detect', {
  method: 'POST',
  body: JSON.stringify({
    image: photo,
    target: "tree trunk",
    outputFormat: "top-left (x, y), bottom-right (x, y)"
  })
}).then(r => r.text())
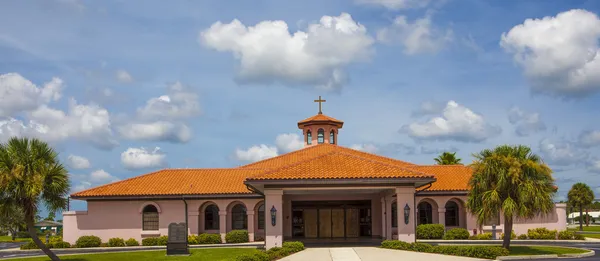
top-left (26, 216), bottom-right (60, 261)
top-left (502, 217), bottom-right (513, 249)
top-left (10, 229), bottom-right (16, 241)
top-left (586, 208), bottom-right (589, 226)
top-left (579, 206), bottom-right (583, 231)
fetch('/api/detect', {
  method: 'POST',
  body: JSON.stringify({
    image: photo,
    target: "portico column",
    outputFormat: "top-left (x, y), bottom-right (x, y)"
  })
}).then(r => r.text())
top-left (265, 189), bottom-right (283, 249)
top-left (438, 208), bottom-right (446, 228)
top-left (247, 210), bottom-right (255, 242)
top-left (385, 196), bottom-right (393, 240)
top-left (395, 187), bottom-right (416, 242)
top-left (380, 197), bottom-right (386, 239)
top-left (219, 210), bottom-right (227, 242)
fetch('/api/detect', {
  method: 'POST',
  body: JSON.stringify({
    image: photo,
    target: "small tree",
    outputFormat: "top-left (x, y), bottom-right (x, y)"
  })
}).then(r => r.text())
top-left (433, 152), bottom-right (463, 165)
top-left (467, 145), bottom-right (556, 249)
top-left (568, 183), bottom-right (594, 231)
top-left (0, 204), bottom-right (26, 241)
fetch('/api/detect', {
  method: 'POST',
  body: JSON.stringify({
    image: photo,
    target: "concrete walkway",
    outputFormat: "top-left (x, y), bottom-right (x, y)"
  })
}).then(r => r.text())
top-left (281, 247), bottom-right (487, 261)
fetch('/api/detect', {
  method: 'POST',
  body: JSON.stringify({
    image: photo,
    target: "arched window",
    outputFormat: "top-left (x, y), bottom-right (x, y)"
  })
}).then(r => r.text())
top-left (307, 131), bottom-right (312, 145)
top-left (445, 201), bottom-right (459, 227)
top-left (204, 204), bottom-right (219, 230)
top-left (258, 204), bottom-right (265, 230)
top-left (142, 205), bottom-right (159, 231)
top-left (417, 202), bottom-right (433, 225)
top-left (317, 129), bottom-right (324, 144)
top-left (330, 130), bottom-right (335, 144)
top-left (231, 204), bottom-right (247, 230)
top-left (391, 202), bottom-right (398, 228)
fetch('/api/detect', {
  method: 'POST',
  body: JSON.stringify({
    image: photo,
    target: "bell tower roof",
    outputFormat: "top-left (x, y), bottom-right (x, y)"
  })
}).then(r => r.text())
top-left (297, 113), bottom-right (344, 129)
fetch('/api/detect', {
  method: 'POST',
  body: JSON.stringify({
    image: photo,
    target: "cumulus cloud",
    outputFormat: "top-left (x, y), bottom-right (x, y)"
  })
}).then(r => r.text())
top-left (275, 133), bottom-right (304, 153)
top-left (137, 82), bottom-right (201, 120)
top-left (67, 154), bottom-right (91, 169)
top-left (355, 0), bottom-right (431, 9)
top-left (118, 121), bottom-right (191, 143)
top-left (115, 70), bottom-right (133, 83)
top-left (401, 101), bottom-right (501, 142)
top-left (71, 169), bottom-right (119, 193)
top-left (235, 133), bottom-right (305, 162)
top-left (121, 147), bottom-right (167, 170)
top-left (90, 169), bottom-right (119, 183)
top-left (377, 14), bottom-right (452, 55)
top-left (0, 73), bottom-right (62, 117)
top-left (539, 138), bottom-right (588, 166)
top-left (500, 9), bottom-right (600, 97)
top-left (0, 98), bottom-right (118, 149)
top-left (507, 106), bottom-right (546, 136)
top-left (350, 144), bottom-right (379, 153)
top-left (411, 101), bottom-right (446, 118)
top-left (200, 13), bottom-right (374, 90)
top-left (578, 130), bottom-right (600, 147)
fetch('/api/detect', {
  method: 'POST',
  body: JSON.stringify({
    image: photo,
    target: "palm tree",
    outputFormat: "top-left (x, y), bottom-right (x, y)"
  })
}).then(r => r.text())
top-left (467, 145), bottom-right (556, 249)
top-left (434, 152), bottom-right (462, 165)
top-left (567, 183), bottom-right (594, 231)
top-left (0, 137), bottom-right (70, 261)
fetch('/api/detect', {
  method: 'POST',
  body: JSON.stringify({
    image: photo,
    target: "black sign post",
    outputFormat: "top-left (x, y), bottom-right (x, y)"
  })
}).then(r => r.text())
top-left (166, 222), bottom-right (189, 256)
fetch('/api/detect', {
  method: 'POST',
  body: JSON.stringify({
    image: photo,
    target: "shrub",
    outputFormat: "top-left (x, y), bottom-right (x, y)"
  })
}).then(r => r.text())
top-left (468, 233), bottom-right (492, 240)
top-left (527, 228), bottom-right (557, 240)
top-left (416, 224), bottom-right (445, 239)
top-left (142, 237), bottom-right (159, 246)
top-left (235, 250), bottom-right (270, 261)
top-left (188, 235), bottom-right (198, 245)
top-left (75, 235), bottom-right (102, 248)
top-left (381, 240), bottom-right (411, 250)
top-left (16, 231), bottom-right (31, 238)
top-left (574, 233), bottom-right (585, 240)
top-left (100, 243), bottom-right (108, 247)
top-left (443, 228), bottom-right (470, 240)
top-left (52, 241), bottom-right (71, 248)
top-left (125, 238), bottom-right (139, 246)
top-left (517, 234), bottom-right (528, 240)
top-left (20, 241), bottom-right (40, 250)
top-left (267, 247), bottom-right (291, 259)
top-left (49, 236), bottom-right (63, 244)
top-left (226, 230), bottom-right (249, 243)
top-left (558, 230), bottom-right (575, 240)
top-left (382, 241), bottom-right (509, 259)
top-left (108, 237), bottom-right (125, 247)
top-left (157, 235), bottom-right (169, 246)
top-left (500, 230), bottom-right (516, 240)
top-left (282, 241), bottom-right (304, 253)
top-left (198, 233), bottom-right (222, 244)
top-left (410, 242), bottom-right (434, 253)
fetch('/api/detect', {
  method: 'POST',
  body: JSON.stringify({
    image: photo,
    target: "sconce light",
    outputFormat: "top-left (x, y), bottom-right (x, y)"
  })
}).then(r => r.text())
top-left (270, 205), bottom-right (277, 226)
top-left (403, 204), bottom-right (410, 225)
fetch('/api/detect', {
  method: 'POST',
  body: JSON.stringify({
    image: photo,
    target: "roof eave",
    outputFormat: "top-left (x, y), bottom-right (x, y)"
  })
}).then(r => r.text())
top-left (70, 193), bottom-right (262, 201)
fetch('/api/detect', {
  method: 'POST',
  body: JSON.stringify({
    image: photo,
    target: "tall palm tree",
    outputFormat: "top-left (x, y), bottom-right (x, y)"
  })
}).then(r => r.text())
top-left (434, 152), bottom-right (463, 165)
top-left (567, 183), bottom-right (594, 231)
top-left (0, 137), bottom-right (70, 261)
top-left (467, 145), bottom-right (556, 249)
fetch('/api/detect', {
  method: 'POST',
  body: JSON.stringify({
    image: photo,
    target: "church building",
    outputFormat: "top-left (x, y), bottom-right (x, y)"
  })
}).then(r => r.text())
top-left (64, 97), bottom-right (566, 249)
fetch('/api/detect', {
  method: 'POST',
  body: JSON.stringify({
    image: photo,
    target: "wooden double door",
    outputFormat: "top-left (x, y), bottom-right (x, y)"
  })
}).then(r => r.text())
top-left (303, 208), bottom-right (359, 238)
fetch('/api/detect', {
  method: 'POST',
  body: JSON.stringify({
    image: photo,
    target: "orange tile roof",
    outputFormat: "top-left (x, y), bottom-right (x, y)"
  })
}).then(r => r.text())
top-left (297, 113), bottom-right (344, 128)
top-left (408, 165), bottom-right (473, 191)
top-left (71, 169), bottom-right (262, 198)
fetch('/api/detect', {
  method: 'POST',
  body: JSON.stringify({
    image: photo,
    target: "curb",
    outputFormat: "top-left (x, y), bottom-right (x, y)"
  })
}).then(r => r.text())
top-left (419, 240), bottom-right (587, 244)
top-left (0, 242), bottom-right (263, 253)
top-left (496, 250), bottom-right (595, 260)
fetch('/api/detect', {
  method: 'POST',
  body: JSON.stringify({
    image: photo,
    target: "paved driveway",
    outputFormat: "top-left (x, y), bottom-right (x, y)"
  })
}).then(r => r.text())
top-left (281, 247), bottom-right (488, 261)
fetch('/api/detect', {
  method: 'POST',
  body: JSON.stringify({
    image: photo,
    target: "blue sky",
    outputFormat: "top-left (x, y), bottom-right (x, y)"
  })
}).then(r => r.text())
top-left (2, 0), bottom-right (600, 217)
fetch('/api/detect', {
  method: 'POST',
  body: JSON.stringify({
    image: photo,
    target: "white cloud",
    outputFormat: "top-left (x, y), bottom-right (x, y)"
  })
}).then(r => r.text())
top-left (137, 82), bottom-right (200, 120)
top-left (0, 98), bottom-right (118, 149)
top-left (89, 169), bottom-right (120, 183)
top-left (500, 9), bottom-right (600, 97)
top-left (200, 13), bottom-right (374, 90)
top-left (539, 138), bottom-right (588, 166)
top-left (0, 73), bottom-right (63, 117)
top-left (355, 0), bottom-right (431, 9)
top-left (377, 14), bottom-right (452, 55)
top-left (235, 144), bottom-right (278, 162)
top-left (507, 106), bottom-right (546, 136)
top-left (115, 70), bottom-right (133, 83)
top-left (121, 147), bottom-right (167, 170)
top-left (401, 100), bottom-right (501, 142)
top-left (67, 155), bottom-right (91, 169)
top-left (350, 144), bottom-right (378, 153)
top-left (275, 133), bottom-right (304, 153)
top-left (118, 121), bottom-right (191, 143)
top-left (589, 159), bottom-right (600, 173)
top-left (579, 130), bottom-right (600, 147)
top-left (72, 181), bottom-right (92, 193)
top-left (411, 101), bottom-right (446, 117)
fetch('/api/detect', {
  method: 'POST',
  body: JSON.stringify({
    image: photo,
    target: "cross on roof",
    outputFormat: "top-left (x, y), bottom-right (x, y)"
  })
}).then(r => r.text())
top-left (314, 96), bottom-right (326, 114)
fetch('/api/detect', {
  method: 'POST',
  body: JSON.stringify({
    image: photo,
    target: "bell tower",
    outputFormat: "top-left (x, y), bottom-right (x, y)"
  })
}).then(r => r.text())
top-left (297, 96), bottom-right (344, 147)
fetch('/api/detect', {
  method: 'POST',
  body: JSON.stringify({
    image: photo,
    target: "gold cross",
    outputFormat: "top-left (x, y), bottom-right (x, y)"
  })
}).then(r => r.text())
top-left (314, 96), bottom-right (326, 114)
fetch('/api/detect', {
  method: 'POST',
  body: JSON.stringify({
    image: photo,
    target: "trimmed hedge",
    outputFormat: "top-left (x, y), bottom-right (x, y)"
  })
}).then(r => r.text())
top-left (527, 228), bottom-right (556, 240)
top-left (443, 228), bottom-right (469, 240)
top-left (20, 241), bottom-right (41, 250)
top-left (235, 250), bottom-right (270, 261)
top-left (125, 238), bottom-right (140, 246)
top-left (468, 233), bottom-right (492, 240)
top-left (53, 241), bottom-right (71, 248)
top-left (75, 235), bottom-right (102, 248)
top-left (282, 241), bottom-right (305, 253)
top-left (157, 235), bottom-right (169, 246)
top-left (198, 233), bottom-right (222, 244)
top-left (226, 230), bottom-right (249, 243)
top-left (558, 230), bottom-right (575, 240)
top-left (500, 230), bottom-right (516, 240)
top-left (108, 237), bottom-right (125, 247)
top-left (142, 237), bottom-right (159, 246)
top-left (574, 234), bottom-right (585, 240)
top-left (235, 241), bottom-right (304, 261)
top-left (381, 240), bottom-right (509, 259)
top-left (517, 234), bottom-right (528, 239)
top-left (188, 235), bottom-right (199, 244)
top-left (416, 224), bottom-right (445, 239)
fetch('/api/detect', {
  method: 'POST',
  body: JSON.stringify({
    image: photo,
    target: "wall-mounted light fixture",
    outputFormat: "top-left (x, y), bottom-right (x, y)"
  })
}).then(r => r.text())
top-left (403, 204), bottom-right (410, 225)
top-left (270, 205), bottom-right (277, 226)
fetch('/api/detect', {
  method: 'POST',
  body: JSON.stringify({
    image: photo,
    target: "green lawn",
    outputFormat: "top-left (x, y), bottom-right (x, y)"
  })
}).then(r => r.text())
top-left (5, 248), bottom-right (259, 261)
top-left (509, 246), bottom-right (589, 256)
top-left (567, 225), bottom-right (600, 232)
top-left (0, 236), bottom-right (35, 242)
